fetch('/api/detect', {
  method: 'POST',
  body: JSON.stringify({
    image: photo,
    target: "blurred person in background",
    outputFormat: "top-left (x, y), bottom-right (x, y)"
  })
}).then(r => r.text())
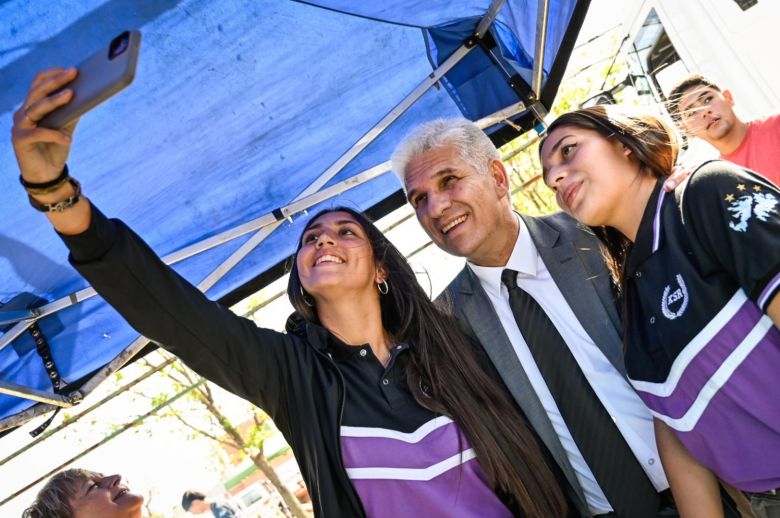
top-left (182, 489), bottom-right (239, 517)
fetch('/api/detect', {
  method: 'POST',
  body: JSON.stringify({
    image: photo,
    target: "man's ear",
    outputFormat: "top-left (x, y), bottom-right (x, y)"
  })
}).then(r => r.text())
top-left (489, 159), bottom-right (511, 198)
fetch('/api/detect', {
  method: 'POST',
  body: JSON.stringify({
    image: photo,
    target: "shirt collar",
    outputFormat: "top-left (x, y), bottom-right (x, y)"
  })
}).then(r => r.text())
top-left (626, 178), bottom-right (667, 275)
top-left (325, 332), bottom-right (409, 361)
top-left (468, 214), bottom-right (539, 298)
top-left (326, 333), bottom-right (370, 359)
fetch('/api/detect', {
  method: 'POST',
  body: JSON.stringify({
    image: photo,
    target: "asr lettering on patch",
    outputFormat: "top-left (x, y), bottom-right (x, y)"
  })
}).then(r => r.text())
top-left (662, 274), bottom-right (689, 320)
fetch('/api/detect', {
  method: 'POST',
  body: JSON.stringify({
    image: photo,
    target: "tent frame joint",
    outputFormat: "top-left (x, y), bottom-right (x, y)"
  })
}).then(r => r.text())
top-left (465, 28), bottom-right (497, 50)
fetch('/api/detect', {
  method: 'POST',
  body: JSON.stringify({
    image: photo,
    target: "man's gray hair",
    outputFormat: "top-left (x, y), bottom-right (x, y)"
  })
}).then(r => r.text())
top-left (391, 118), bottom-right (500, 187)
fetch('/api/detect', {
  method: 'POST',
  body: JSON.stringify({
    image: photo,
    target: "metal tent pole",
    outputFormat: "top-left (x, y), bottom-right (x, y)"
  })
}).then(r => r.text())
top-left (532, 0), bottom-right (551, 97)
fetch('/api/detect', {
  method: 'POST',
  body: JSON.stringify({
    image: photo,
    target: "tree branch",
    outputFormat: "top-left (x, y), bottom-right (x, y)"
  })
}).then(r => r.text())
top-left (169, 412), bottom-right (239, 450)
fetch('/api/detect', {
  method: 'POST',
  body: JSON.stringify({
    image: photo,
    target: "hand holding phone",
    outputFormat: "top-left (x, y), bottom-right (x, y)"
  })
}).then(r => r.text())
top-left (38, 30), bottom-right (141, 129)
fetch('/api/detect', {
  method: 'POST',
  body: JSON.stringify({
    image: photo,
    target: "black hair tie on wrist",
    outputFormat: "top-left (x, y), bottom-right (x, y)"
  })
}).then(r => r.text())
top-left (19, 164), bottom-right (69, 191)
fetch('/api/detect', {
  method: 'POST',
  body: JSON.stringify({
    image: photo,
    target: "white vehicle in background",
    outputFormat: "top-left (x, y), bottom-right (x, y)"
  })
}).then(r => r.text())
top-left (589, 0), bottom-right (780, 163)
top-left (232, 481), bottom-right (294, 518)
top-left (229, 457), bottom-right (308, 517)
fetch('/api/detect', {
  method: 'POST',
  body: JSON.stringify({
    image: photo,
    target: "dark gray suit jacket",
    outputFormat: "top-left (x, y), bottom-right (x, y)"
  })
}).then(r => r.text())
top-left (439, 212), bottom-right (627, 517)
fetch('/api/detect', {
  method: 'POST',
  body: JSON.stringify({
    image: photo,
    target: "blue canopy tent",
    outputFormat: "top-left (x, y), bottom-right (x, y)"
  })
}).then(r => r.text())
top-left (0, 0), bottom-right (589, 433)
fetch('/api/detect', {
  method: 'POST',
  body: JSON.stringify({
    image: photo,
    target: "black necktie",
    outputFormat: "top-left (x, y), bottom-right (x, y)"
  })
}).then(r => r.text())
top-left (501, 269), bottom-right (659, 518)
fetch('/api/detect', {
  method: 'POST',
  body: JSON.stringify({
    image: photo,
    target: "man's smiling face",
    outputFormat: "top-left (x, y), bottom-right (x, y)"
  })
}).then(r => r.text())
top-left (404, 145), bottom-right (512, 266)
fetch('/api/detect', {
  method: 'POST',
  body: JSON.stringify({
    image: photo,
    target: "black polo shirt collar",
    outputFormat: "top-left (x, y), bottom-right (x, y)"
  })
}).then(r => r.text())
top-left (326, 332), bottom-right (370, 359)
top-left (325, 331), bottom-right (410, 363)
top-left (626, 178), bottom-right (668, 278)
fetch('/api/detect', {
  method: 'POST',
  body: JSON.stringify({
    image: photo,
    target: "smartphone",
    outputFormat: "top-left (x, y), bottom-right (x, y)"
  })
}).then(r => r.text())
top-left (39, 30), bottom-right (141, 129)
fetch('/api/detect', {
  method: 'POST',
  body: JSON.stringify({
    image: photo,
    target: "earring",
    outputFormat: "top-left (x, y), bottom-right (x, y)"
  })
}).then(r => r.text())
top-left (300, 286), bottom-right (314, 307)
top-left (377, 280), bottom-right (389, 295)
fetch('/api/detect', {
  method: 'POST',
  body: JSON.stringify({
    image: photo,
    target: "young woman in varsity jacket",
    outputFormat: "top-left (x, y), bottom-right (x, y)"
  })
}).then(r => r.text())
top-left (12, 68), bottom-right (573, 517)
top-left (539, 105), bottom-right (780, 518)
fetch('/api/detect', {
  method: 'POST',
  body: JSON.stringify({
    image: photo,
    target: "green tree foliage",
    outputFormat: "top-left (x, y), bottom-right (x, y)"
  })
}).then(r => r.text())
top-left (501, 34), bottom-right (629, 216)
top-left (132, 357), bottom-right (310, 518)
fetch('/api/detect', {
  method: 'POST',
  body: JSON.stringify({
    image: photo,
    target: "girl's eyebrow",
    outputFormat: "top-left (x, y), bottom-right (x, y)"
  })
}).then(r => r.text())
top-left (305, 219), bottom-right (358, 231)
top-left (546, 133), bottom-right (575, 156)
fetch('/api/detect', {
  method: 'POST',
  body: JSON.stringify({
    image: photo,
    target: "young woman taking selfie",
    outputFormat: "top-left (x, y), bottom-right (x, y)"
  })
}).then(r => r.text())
top-left (12, 67), bottom-right (572, 518)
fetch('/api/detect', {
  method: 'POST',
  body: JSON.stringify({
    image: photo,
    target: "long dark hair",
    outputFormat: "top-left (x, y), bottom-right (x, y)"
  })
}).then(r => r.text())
top-left (540, 105), bottom-right (679, 290)
top-left (288, 207), bottom-right (567, 517)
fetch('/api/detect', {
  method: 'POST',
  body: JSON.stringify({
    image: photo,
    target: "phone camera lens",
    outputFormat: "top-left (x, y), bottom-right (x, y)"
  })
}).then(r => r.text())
top-left (108, 31), bottom-right (130, 60)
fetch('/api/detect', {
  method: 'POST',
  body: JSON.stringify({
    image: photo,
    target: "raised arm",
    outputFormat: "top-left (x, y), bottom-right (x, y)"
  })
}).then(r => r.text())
top-left (11, 68), bottom-right (92, 235)
top-left (10, 69), bottom-right (306, 420)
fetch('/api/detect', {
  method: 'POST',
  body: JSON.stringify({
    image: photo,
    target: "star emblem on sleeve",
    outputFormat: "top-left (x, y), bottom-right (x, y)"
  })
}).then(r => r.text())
top-left (737, 184), bottom-right (746, 191)
top-left (725, 193), bottom-right (735, 202)
top-left (753, 185), bottom-right (762, 192)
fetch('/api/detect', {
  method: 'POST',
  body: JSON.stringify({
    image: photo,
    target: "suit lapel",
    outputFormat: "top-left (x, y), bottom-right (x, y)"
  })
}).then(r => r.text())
top-left (522, 214), bottom-right (626, 376)
top-left (452, 267), bottom-right (590, 514)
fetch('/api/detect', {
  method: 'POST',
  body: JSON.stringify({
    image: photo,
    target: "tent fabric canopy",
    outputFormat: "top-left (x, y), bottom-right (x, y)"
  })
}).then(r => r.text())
top-left (0, 0), bottom-right (586, 429)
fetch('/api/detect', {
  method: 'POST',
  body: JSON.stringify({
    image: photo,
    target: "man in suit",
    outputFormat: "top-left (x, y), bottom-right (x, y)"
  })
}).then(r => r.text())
top-left (391, 118), bottom-right (672, 517)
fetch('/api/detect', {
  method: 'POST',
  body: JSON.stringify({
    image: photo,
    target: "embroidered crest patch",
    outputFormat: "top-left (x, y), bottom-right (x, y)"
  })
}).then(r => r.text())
top-left (725, 183), bottom-right (778, 232)
top-left (662, 274), bottom-right (689, 320)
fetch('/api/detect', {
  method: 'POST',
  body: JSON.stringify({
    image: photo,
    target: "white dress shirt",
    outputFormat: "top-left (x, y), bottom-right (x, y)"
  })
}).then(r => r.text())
top-left (468, 216), bottom-right (668, 515)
